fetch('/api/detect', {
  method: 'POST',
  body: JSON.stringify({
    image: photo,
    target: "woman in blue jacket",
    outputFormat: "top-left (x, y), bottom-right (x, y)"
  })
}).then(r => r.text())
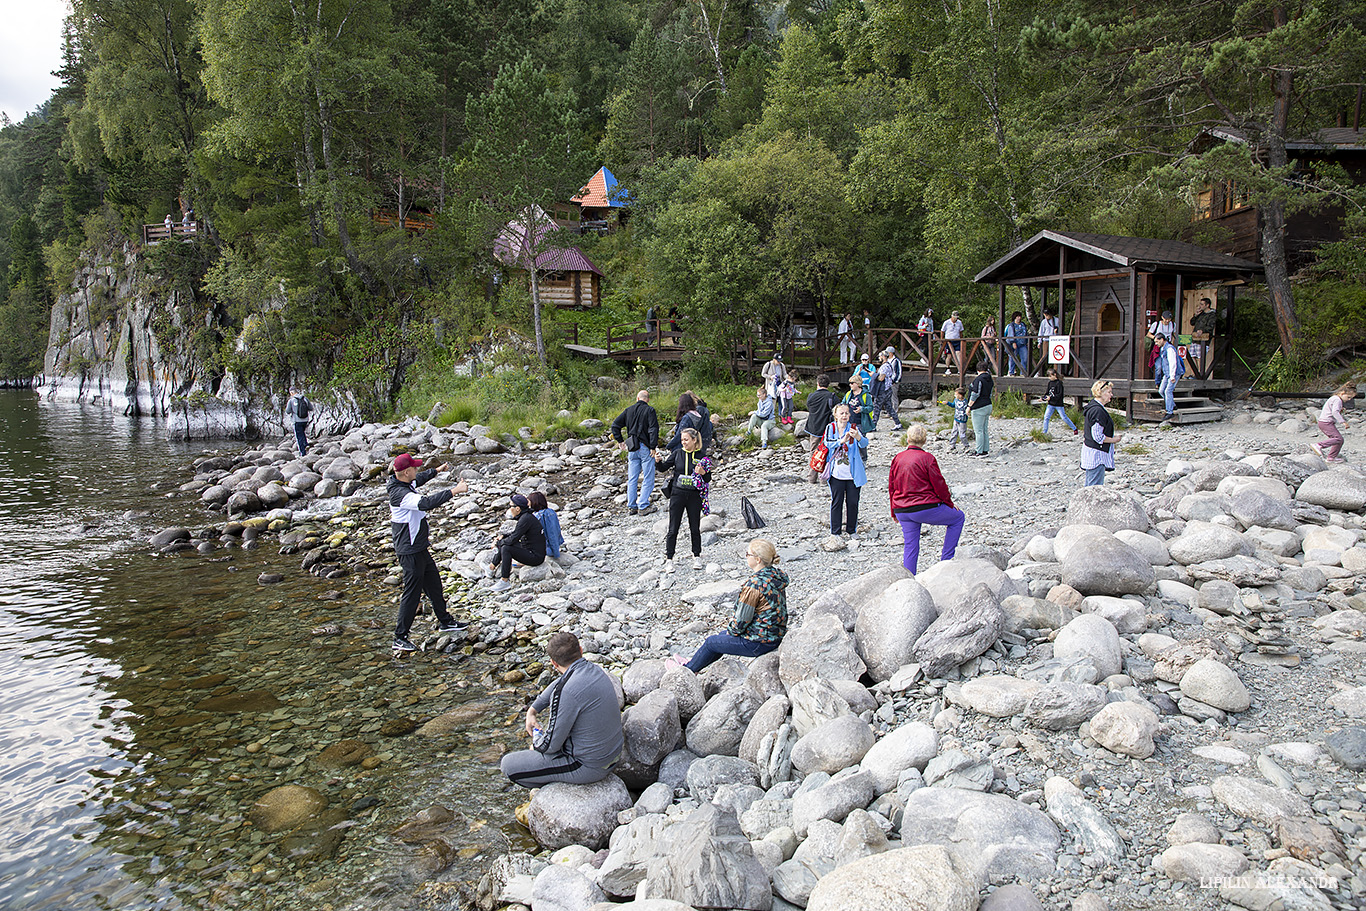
top-left (821, 403), bottom-right (868, 537)
top-left (528, 491), bottom-right (564, 558)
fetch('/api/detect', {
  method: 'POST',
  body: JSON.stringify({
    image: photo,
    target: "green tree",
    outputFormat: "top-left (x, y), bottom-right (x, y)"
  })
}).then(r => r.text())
top-left (458, 55), bottom-right (595, 364)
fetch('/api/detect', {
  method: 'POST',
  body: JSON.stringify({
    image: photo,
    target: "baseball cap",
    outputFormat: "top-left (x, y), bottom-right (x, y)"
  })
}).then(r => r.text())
top-left (510, 493), bottom-right (530, 509)
top-left (884, 346), bottom-right (895, 355)
top-left (392, 453), bottom-right (423, 472)
top-left (860, 354), bottom-right (870, 362)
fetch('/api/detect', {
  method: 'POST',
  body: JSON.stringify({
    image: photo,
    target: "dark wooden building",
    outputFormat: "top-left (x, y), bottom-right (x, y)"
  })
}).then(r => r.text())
top-left (1186, 127), bottom-right (1366, 269)
top-left (974, 231), bottom-right (1262, 421)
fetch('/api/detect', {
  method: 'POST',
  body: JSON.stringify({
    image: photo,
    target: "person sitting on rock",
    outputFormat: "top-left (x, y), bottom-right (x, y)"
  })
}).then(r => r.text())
top-left (488, 494), bottom-right (545, 592)
top-left (501, 632), bottom-right (624, 787)
top-left (527, 491), bottom-right (563, 559)
top-left (747, 386), bottom-right (777, 448)
top-left (670, 538), bottom-right (788, 673)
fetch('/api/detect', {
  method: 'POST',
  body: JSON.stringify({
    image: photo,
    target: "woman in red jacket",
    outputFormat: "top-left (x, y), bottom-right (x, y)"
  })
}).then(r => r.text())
top-left (888, 424), bottom-right (966, 574)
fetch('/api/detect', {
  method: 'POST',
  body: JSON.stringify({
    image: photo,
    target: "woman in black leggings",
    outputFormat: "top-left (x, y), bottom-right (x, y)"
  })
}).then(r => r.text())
top-left (663, 428), bottom-right (710, 573)
top-left (489, 494), bottom-right (545, 592)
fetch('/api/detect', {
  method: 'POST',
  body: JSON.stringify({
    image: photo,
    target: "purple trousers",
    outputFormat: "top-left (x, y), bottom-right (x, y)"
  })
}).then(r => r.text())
top-left (1318, 420), bottom-right (1344, 459)
top-left (896, 505), bottom-right (966, 574)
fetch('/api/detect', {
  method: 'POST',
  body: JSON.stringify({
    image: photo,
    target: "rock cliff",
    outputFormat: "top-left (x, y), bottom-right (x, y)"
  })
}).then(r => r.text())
top-left (36, 243), bottom-right (359, 440)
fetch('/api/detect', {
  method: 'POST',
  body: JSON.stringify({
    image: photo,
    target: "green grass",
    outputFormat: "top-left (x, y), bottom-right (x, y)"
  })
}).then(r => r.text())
top-left (1121, 441), bottom-right (1152, 455)
top-left (1029, 428), bottom-right (1052, 443)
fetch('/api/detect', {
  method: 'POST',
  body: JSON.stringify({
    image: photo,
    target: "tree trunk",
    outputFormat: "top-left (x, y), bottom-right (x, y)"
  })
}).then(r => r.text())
top-left (1259, 42), bottom-right (1300, 353)
top-left (316, 89), bottom-right (380, 295)
top-left (529, 268), bottom-right (547, 364)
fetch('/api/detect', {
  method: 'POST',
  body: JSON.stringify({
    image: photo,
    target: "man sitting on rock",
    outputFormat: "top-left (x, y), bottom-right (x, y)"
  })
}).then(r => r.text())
top-left (501, 632), bottom-right (623, 787)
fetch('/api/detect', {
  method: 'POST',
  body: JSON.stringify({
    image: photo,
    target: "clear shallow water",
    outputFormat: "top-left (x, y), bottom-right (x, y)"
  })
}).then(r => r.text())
top-left (0, 391), bottom-right (524, 910)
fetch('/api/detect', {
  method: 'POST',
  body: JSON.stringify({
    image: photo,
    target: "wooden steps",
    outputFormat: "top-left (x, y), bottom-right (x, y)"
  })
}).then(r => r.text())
top-left (1131, 388), bottom-right (1224, 423)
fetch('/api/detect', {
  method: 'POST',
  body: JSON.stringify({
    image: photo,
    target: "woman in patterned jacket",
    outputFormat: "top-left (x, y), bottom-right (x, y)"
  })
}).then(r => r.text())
top-left (670, 539), bottom-right (789, 672)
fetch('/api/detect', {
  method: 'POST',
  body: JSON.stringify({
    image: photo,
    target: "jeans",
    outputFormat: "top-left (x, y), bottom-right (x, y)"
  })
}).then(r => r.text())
top-left (829, 477), bottom-right (861, 534)
top-left (396, 550), bottom-right (454, 638)
top-left (748, 414), bottom-right (776, 445)
top-left (1159, 376), bottom-right (1178, 414)
top-left (1008, 344), bottom-right (1029, 375)
top-left (626, 444), bottom-right (656, 508)
top-left (971, 404), bottom-right (991, 453)
top-left (871, 389), bottom-right (901, 429)
top-left (497, 542), bottom-right (544, 580)
top-left (684, 634), bottom-right (778, 673)
top-left (896, 505), bottom-right (966, 574)
top-left (666, 489), bottom-right (703, 558)
top-left (839, 338), bottom-right (856, 363)
top-left (1083, 464), bottom-right (1108, 486)
top-left (293, 421), bottom-right (308, 456)
top-left (1042, 405), bottom-right (1075, 434)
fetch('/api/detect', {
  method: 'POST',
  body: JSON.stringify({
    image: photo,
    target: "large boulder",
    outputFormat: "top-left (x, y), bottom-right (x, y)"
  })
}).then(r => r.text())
top-left (1179, 658), bottom-right (1251, 713)
top-left (897, 788), bottom-right (1061, 880)
top-left (1229, 488), bottom-right (1296, 531)
top-left (1000, 595), bottom-right (1076, 634)
top-left (960, 676), bottom-right (1041, 718)
top-left (598, 814), bottom-right (677, 899)
top-left (1114, 529), bottom-right (1171, 566)
top-left (1053, 614), bottom-right (1122, 680)
top-left (1297, 470), bottom-right (1366, 511)
top-left (622, 660), bottom-right (667, 704)
top-left (860, 721), bottom-right (939, 793)
top-left (1078, 595), bottom-right (1148, 635)
top-left (791, 715), bottom-right (875, 775)
top-left (1157, 843), bottom-right (1250, 884)
top-left (915, 558), bottom-right (1017, 611)
top-left (526, 775), bottom-right (633, 850)
top-left (788, 679), bottom-right (852, 738)
top-left (531, 863), bottom-right (606, 911)
top-left (619, 689), bottom-right (682, 783)
top-left (686, 686), bottom-right (763, 757)
top-left (853, 579), bottom-right (938, 681)
top-left (1088, 702), bottom-right (1159, 759)
top-left (791, 771), bottom-right (878, 836)
top-left (1168, 521), bottom-right (1251, 565)
top-left (658, 667), bottom-right (706, 721)
top-left (637, 804), bottom-right (772, 911)
top-left (1060, 535), bottom-right (1155, 595)
top-left (805, 844), bottom-right (981, 911)
top-left (912, 582), bottom-right (1005, 678)
top-left (1211, 775), bottom-right (1311, 826)
top-left (738, 695), bottom-right (790, 765)
top-left (778, 611), bottom-right (866, 688)
top-left (806, 565), bottom-right (914, 630)
top-left (686, 755), bottom-right (761, 804)
top-left (1067, 486), bottom-right (1150, 532)
top-left (1023, 682), bottom-right (1108, 731)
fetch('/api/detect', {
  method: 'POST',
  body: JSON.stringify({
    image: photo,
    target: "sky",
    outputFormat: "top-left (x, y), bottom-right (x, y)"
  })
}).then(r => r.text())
top-left (0, 1), bottom-right (70, 124)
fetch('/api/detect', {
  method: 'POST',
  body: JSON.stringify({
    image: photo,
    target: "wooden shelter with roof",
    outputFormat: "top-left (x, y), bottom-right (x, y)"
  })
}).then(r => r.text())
top-left (568, 166), bottom-right (629, 234)
top-left (973, 231), bottom-right (1263, 422)
top-left (494, 208), bottom-right (604, 309)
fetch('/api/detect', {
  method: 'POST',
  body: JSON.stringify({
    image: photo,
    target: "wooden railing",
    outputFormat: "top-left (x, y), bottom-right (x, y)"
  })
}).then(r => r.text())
top-left (141, 222), bottom-right (199, 244)
top-left (372, 210), bottom-right (435, 231)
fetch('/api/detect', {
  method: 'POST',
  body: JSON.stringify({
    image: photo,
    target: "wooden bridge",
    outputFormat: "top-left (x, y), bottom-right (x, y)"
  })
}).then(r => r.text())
top-left (567, 322), bottom-right (1229, 423)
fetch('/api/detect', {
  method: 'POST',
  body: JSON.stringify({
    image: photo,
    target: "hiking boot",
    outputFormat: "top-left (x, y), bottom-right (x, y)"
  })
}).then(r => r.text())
top-left (628, 506), bottom-right (638, 515)
top-left (638, 505), bottom-right (657, 516)
top-left (437, 621), bottom-right (467, 634)
top-left (392, 637), bottom-right (417, 652)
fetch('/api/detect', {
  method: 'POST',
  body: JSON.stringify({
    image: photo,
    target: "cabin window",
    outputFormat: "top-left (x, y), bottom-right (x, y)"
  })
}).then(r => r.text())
top-left (1098, 301), bottom-right (1122, 333)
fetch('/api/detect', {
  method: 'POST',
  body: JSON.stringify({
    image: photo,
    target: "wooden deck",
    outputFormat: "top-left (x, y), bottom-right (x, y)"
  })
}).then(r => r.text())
top-left (141, 222), bottom-right (200, 244)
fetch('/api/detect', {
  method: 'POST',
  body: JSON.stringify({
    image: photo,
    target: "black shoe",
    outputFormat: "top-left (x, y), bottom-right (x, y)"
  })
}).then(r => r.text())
top-left (437, 621), bottom-right (467, 634)
top-left (393, 637), bottom-right (416, 652)
top-left (638, 505), bottom-right (657, 516)
top-left (628, 506), bottom-right (638, 515)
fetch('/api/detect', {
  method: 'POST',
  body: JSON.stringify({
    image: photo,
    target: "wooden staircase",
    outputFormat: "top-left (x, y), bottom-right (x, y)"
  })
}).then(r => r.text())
top-left (1131, 386), bottom-right (1224, 424)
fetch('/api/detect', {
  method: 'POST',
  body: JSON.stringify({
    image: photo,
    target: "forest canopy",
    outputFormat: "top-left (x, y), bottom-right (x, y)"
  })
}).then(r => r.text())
top-left (0, 0), bottom-right (1362, 389)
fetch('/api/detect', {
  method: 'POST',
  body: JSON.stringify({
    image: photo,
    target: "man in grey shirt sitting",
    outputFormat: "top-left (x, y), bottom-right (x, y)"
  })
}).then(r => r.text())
top-left (501, 632), bottom-right (624, 787)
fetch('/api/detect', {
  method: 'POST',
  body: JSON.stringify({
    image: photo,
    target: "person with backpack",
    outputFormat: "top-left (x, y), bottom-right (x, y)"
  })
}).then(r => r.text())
top-left (870, 346), bottom-right (903, 431)
top-left (284, 390), bottom-right (312, 456)
top-left (612, 390), bottom-right (661, 516)
top-left (1151, 333), bottom-right (1185, 420)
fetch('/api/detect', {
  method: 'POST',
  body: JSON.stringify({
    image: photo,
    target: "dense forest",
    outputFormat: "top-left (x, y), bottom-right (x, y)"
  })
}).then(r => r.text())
top-left (0, 0), bottom-right (1363, 402)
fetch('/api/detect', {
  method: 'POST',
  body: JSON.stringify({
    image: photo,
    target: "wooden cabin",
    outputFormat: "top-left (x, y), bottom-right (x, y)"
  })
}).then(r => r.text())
top-left (1185, 127), bottom-right (1366, 269)
top-left (974, 231), bottom-right (1263, 422)
top-left (570, 166), bottom-right (629, 234)
top-left (493, 209), bottom-right (604, 309)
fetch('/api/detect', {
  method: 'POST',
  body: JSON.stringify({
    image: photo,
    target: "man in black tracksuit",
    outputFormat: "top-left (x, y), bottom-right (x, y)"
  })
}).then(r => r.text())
top-left (388, 453), bottom-right (468, 652)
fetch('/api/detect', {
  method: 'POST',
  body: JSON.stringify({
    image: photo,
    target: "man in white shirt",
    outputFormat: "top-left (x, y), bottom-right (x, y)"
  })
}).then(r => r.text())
top-left (837, 313), bottom-right (855, 364)
top-left (1038, 310), bottom-right (1058, 344)
top-left (941, 311), bottom-right (964, 374)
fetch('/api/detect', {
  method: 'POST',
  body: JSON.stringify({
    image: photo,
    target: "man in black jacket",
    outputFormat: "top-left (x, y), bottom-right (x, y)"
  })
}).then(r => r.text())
top-left (389, 453), bottom-right (468, 652)
top-left (612, 390), bottom-right (661, 516)
top-left (804, 374), bottom-right (835, 441)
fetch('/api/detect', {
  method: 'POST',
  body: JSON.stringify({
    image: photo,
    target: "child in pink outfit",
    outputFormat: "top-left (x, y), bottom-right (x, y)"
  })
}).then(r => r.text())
top-left (1315, 383), bottom-right (1357, 462)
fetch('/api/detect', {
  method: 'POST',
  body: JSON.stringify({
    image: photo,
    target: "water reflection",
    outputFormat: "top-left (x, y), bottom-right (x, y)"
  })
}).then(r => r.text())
top-left (0, 393), bottom-right (524, 909)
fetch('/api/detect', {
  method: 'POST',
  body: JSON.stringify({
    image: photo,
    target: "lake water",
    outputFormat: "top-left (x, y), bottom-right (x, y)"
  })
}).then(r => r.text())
top-left (0, 391), bottom-right (526, 910)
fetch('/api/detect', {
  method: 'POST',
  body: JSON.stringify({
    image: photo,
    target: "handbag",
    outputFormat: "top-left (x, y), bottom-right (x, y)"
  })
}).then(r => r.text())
top-left (740, 496), bottom-right (766, 529)
top-left (809, 441), bottom-right (828, 474)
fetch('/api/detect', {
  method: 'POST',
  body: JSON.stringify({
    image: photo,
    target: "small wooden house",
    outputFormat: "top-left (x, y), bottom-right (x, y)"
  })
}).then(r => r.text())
top-left (1185, 127), bottom-right (1366, 268)
top-left (493, 209), bottom-right (604, 308)
top-left (570, 166), bottom-right (629, 233)
top-left (974, 231), bottom-right (1262, 421)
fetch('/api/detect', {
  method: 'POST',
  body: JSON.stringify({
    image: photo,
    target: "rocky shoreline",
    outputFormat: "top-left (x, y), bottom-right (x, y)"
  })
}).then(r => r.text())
top-left (145, 392), bottom-right (1366, 911)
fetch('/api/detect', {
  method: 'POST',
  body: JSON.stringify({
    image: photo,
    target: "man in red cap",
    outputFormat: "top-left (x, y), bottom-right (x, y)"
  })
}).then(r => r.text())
top-left (388, 453), bottom-right (467, 652)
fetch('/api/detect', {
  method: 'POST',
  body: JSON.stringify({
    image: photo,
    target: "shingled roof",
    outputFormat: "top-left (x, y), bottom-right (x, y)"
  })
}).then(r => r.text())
top-left (570, 167), bottom-right (629, 208)
top-left (974, 230), bottom-right (1263, 284)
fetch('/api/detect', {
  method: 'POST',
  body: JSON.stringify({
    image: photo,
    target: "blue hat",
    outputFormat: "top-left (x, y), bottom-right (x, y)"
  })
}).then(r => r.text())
top-left (510, 494), bottom-right (530, 509)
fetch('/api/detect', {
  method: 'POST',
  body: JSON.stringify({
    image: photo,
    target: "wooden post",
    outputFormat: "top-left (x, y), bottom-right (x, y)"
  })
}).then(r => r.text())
top-left (1126, 267), bottom-right (1137, 421)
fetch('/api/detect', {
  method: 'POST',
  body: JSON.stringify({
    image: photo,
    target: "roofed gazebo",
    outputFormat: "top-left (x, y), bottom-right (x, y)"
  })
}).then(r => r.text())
top-left (973, 231), bottom-right (1263, 422)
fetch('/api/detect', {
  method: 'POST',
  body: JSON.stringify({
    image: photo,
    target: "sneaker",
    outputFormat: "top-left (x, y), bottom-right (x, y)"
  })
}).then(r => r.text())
top-left (663, 558), bottom-right (675, 574)
top-left (628, 506), bottom-right (638, 515)
top-left (1072, 427), bottom-right (1079, 436)
top-left (437, 621), bottom-right (467, 634)
top-left (1327, 457), bottom-right (1347, 463)
top-left (663, 655), bottom-right (688, 671)
top-left (392, 637), bottom-right (416, 652)
top-left (691, 556), bottom-right (703, 570)
top-left (638, 505), bottom-right (657, 516)
top-left (484, 563), bottom-right (497, 579)
top-left (490, 579), bottom-right (512, 592)
top-left (1311, 443), bottom-right (1324, 457)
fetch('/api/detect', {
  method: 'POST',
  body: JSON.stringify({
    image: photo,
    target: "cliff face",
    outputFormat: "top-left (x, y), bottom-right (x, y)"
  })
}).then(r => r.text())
top-left (36, 244), bottom-right (360, 440)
